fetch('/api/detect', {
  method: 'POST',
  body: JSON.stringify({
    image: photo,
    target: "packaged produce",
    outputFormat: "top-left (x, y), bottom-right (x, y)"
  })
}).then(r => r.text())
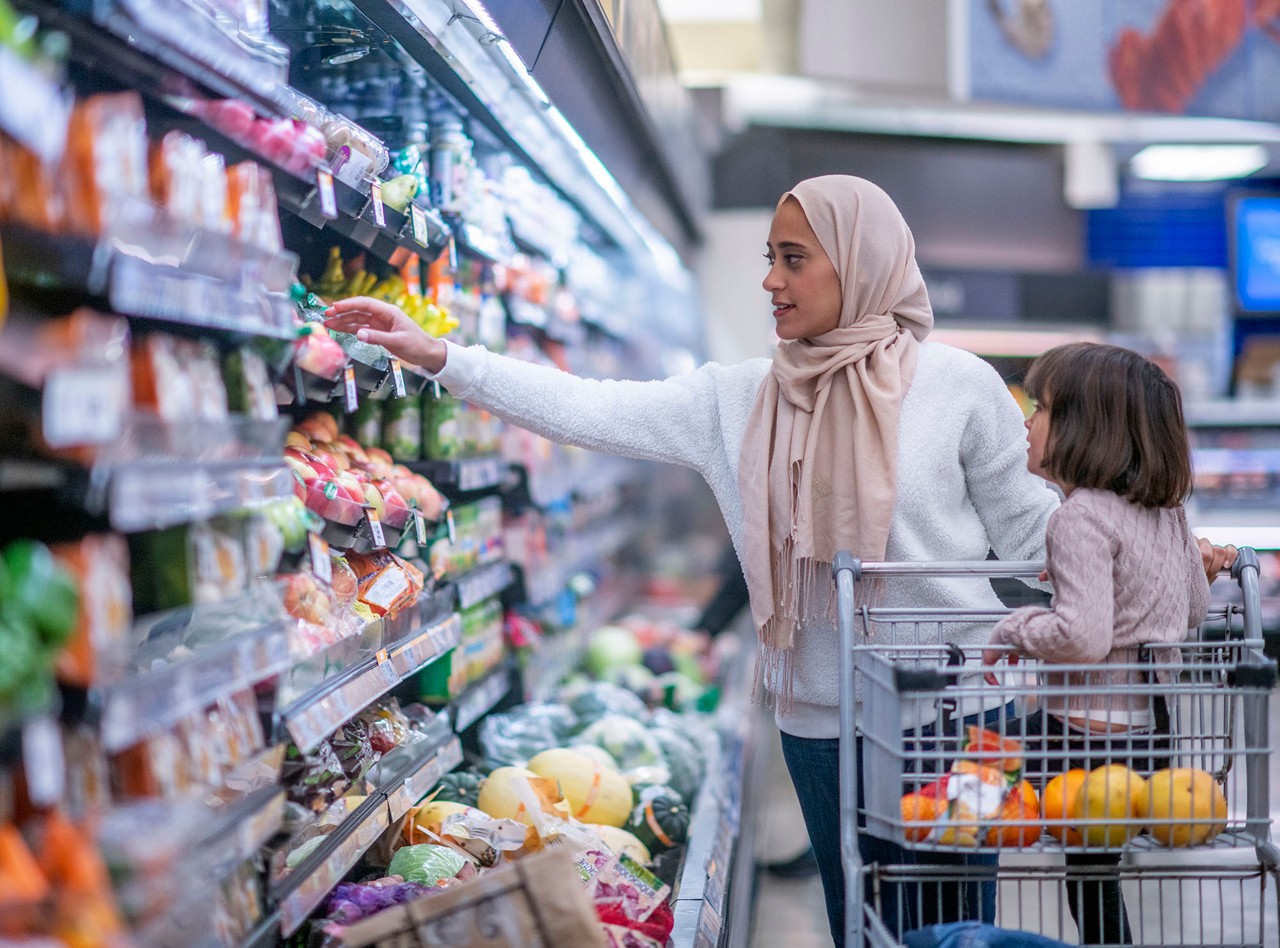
top-left (330, 719), bottom-right (377, 783)
top-left (563, 682), bottom-right (648, 726)
top-left (322, 879), bottom-right (438, 928)
top-left (62, 91), bottom-right (149, 236)
top-left (589, 852), bottom-right (674, 948)
top-left (33, 809), bottom-right (126, 942)
top-left (386, 844), bottom-right (466, 885)
top-left (128, 520), bottom-right (248, 613)
top-left (226, 160), bottom-right (283, 251)
top-left (3, 538), bottom-right (79, 649)
top-left (282, 741), bottom-right (352, 813)
top-left (222, 346), bottom-right (278, 419)
top-left (293, 324), bottom-right (346, 380)
top-left (380, 392), bottom-right (421, 462)
top-left (478, 702), bottom-right (577, 767)
top-left (51, 534), bottom-right (132, 687)
top-left (0, 822), bottom-right (49, 935)
top-left (345, 549), bottom-right (421, 617)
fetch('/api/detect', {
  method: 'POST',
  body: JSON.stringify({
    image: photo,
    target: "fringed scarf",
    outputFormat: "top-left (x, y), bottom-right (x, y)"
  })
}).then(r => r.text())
top-left (738, 176), bottom-right (933, 711)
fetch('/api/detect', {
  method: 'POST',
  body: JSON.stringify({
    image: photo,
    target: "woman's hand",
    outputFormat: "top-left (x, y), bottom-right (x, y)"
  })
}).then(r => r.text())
top-left (982, 647), bottom-right (1019, 686)
top-left (1197, 538), bottom-right (1237, 582)
top-left (324, 297), bottom-right (448, 374)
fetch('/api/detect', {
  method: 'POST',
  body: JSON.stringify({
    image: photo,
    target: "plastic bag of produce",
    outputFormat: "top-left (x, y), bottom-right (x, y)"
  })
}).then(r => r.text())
top-left (323, 878), bottom-right (438, 925)
top-left (578, 716), bottom-right (664, 773)
top-left (330, 720), bottom-right (378, 782)
top-left (387, 844), bottom-right (466, 885)
top-left (281, 741), bottom-right (351, 813)
top-left (590, 852), bottom-right (674, 948)
top-left (562, 682), bottom-right (648, 727)
top-left (478, 702), bottom-right (577, 767)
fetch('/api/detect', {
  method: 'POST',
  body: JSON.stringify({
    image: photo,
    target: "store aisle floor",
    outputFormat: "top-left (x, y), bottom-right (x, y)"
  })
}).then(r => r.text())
top-left (748, 695), bottom-right (1280, 948)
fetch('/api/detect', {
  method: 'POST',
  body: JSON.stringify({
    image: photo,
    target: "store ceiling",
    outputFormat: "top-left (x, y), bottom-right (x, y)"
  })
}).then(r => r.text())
top-left (657, 0), bottom-right (1280, 183)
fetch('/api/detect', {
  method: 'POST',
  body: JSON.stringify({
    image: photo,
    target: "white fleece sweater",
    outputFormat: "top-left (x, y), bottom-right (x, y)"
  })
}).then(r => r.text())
top-left (433, 339), bottom-right (1060, 738)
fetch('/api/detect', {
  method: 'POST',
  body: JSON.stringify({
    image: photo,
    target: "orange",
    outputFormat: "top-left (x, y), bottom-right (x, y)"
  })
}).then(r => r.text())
top-left (901, 792), bottom-right (948, 842)
top-left (1041, 769), bottom-right (1088, 845)
top-left (985, 780), bottom-right (1041, 847)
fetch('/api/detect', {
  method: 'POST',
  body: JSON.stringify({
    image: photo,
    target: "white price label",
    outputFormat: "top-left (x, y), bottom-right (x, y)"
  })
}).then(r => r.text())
top-left (410, 205), bottom-right (428, 246)
top-left (390, 359), bottom-right (406, 397)
top-left (446, 509), bottom-right (457, 545)
top-left (366, 508), bottom-right (386, 548)
top-left (42, 367), bottom-right (125, 448)
top-left (309, 533), bottom-right (332, 584)
top-left (370, 180), bottom-right (386, 227)
top-left (344, 364), bottom-right (358, 413)
top-left (432, 379), bottom-right (442, 400)
top-left (413, 508), bottom-right (427, 545)
top-left (22, 718), bottom-right (63, 806)
top-left (317, 170), bottom-right (338, 219)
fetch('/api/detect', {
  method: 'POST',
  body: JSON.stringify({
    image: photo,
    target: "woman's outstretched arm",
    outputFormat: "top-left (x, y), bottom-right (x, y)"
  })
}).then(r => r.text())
top-left (325, 297), bottom-right (724, 472)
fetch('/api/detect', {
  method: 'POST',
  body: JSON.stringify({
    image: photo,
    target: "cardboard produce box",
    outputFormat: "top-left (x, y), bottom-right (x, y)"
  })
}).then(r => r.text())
top-left (340, 849), bottom-right (607, 948)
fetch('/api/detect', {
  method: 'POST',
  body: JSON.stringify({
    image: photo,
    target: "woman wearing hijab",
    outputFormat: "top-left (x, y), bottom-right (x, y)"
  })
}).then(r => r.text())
top-left (324, 176), bottom-right (1224, 944)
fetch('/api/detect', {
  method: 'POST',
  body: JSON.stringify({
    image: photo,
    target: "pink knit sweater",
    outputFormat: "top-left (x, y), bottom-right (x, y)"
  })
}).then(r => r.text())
top-left (990, 488), bottom-right (1210, 725)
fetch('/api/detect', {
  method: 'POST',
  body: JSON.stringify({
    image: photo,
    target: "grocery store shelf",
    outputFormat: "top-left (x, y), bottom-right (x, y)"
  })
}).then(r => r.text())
top-left (454, 559), bottom-right (515, 610)
top-left (204, 786), bottom-right (288, 880)
top-left (237, 912), bottom-right (280, 948)
top-left (448, 662), bottom-right (514, 733)
top-left (276, 792), bottom-right (391, 935)
top-left (378, 728), bottom-right (464, 822)
top-left (107, 460), bottom-right (295, 533)
top-left (406, 455), bottom-right (509, 494)
top-left (280, 612), bottom-right (461, 752)
top-left (0, 220), bottom-right (298, 340)
top-left (272, 728), bottom-right (463, 935)
top-left (99, 617), bottom-right (290, 753)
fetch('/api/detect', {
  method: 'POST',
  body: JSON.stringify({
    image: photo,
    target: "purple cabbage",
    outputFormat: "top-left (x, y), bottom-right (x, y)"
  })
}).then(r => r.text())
top-left (324, 880), bottom-right (438, 924)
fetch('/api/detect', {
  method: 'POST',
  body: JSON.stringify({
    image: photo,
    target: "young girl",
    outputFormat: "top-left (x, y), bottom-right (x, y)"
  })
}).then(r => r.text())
top-left (982, 343), bottom-right (1212, 945)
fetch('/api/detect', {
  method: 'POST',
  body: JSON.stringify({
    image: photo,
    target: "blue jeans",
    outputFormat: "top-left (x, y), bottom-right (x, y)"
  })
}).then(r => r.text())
top-left (780, 705), bottom-right (1006, 947)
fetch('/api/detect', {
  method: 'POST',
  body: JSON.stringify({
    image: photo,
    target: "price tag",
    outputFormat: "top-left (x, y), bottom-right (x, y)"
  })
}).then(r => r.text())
top-left (317, 170), bottom-right (338, 219)
top-left (410, 205), bottom-right (428, 246)
top-left (413, 508), bottom-right (427, 545)
top-left (447, 235), bottom-right (458, 271)
top-left (309, 533), bottom-right (332, 584)
top-left (390, 359), bottom-right (406, 397)
top-left (22, 718), bottom-right (63, 806)
top-left (42, 367), bottom-right (125, 448)
top-left (432, 380), bottom-right (442, 400)
top-left (343, 363), bottom-right (358, 413)
top-left (375, 648), bottom-right (390, 665)
top-left (370, 180), bottom-right (386, 227)
top-left (366, 508), bottom-right (386, 548)
top-left (446, 509), bottom-right (457, 545)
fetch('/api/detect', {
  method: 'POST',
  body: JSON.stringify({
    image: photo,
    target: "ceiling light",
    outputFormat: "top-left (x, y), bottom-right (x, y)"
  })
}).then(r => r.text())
top-left (1130, 144), bottom-right (1269, 181)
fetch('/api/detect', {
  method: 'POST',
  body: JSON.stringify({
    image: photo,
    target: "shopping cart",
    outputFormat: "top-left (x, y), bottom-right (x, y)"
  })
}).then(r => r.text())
top-left (832, 549), bottom-right (1278, 948)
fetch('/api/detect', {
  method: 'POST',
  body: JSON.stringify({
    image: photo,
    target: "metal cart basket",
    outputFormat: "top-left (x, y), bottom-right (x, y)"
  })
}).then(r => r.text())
top-left (832, 549), bottom-right (1278, 948)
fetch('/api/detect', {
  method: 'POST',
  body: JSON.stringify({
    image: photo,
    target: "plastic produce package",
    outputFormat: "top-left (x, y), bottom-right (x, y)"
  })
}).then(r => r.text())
top-left (479, 702), bottom-right (577, 767)
top-left (563, 682), bottom-right (648, 726)
top-left (386, 844), bottom-right (466, 886)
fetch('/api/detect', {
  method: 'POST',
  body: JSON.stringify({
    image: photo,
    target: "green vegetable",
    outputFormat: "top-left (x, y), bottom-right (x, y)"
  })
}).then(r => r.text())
top-left (3, 540), bottom-right (78, 646)
top-left (387, 844), bottom-right (465, 885)
top-left (0, 611), bottom-right (40, 701)
top-left (627, 788), bottom-right (689, 854)
top-left (432, 770), bottom-right (485, 808)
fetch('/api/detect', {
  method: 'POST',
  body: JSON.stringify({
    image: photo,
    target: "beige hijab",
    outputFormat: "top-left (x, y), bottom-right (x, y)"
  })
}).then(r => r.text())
top-left (738, 175), bottom-right (933, 710)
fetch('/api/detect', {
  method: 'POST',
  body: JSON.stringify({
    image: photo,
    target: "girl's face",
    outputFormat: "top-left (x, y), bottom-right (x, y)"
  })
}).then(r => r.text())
top-left (763, 197), bottom-right (843, 341)
top-left (1025, 394), bottom-right (1052, 481)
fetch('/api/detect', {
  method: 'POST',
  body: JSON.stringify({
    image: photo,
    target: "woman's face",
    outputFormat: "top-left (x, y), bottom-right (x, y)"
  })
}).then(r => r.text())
top-left (763, 197), bottom-right (843, 341)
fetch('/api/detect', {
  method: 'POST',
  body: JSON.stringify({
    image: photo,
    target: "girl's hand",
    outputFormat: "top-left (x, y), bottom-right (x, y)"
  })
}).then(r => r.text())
top-left (324, 297), bottom-right (448, 373)
top-left (1197, 538), bottom-right (1237, 582)
top-left (982, 648), bottom-right (1019, 686)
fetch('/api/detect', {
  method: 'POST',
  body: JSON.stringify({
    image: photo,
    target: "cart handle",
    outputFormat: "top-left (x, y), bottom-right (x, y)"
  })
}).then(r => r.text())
top-left (1230, 547), bottom-right (1262, 642)
top-left (832, 556), bottom-right (1045, 579)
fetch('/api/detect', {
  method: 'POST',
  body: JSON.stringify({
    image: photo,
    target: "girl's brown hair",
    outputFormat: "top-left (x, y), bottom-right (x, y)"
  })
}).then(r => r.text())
top-left (1024, 343), bottom-right (1192, 508)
